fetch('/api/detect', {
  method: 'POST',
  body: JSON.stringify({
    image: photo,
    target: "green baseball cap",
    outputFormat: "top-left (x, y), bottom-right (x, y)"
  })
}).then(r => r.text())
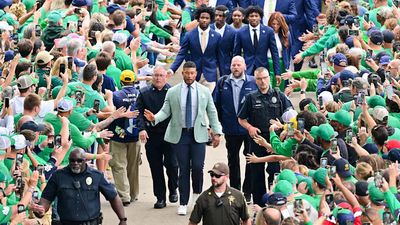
top-left (273, 180), bottom-right (293, 197)
top-left (48, 11), bottom-right (63, 23)
top-left (297, 175), bottom-right (314, 195)
top-left (367, 182), bottom-right (385, 204)
top-left (311, 168), bottom-right (327, 188)
top-left (367, 95), bottom-right (386, 108)
top-left (22, 0), bottom-right (35, 11)
top-left (278, 169), bottom-right (297, 185)
top-left (310, 124), bottom-right (338, 141)
top-left (51, 86), bottom-right (72, 99)
top-left (328, 110), bottom-right (352, 127)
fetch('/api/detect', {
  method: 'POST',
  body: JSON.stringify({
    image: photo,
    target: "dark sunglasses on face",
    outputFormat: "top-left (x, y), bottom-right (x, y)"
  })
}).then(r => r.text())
top-left (69, 159), bottom-right (84, 163)
top-left (210, 173), bottom-right (222, 178)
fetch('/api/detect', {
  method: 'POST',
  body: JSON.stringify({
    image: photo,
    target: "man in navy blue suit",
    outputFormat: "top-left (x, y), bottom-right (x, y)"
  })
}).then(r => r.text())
top-left (211, 5), bottom-right (237, 76)
top-left (250, 0), bottom-right (297, 26)
top-left (233, 6), bottom-right (281, 81)
top-left (290, 0), bottom-right (319, 71)
top-left (169, 5), bottom-right (221, 91)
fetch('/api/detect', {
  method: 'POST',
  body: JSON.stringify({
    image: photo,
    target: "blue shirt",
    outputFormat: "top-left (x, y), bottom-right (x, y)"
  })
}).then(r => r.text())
top-left (101, 74), bottom-right (117, 93)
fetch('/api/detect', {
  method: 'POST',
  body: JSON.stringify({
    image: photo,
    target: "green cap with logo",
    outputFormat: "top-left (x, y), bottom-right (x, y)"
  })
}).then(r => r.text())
top-left (328, 110), bottom-right (352, 127)
top-left (278, 169), bottom-right (297, 185)
top-left (273, 180), bottom-right (293, 197)
top-left (310, 123), bottom-right (338, 141)
top-left (310, 168), bottom-right (327, 188)
top-left (367, 95), bottom-right (386, 108)
top-left (48, 11), bottom-right (63, 23)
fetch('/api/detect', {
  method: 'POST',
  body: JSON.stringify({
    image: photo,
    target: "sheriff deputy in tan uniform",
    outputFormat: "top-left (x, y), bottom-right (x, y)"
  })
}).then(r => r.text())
top-left (188, 162), bottom-right (251, 225)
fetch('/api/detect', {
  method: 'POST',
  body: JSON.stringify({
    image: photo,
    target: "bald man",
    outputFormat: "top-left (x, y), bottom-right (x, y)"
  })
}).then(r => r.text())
top-left (212, 56), bottom-right (258, 198)
top-left (388, 59), bottom-right (400, 78)
top-left (258, 207), bottom-right (281, 225)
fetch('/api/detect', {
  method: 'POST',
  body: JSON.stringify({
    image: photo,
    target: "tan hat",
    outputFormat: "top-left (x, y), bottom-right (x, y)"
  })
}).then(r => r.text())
top-left (35, 51), bottom-right (54, 65)
top-left (17, 75), bottom-right (33, 89)
top-left (208, 162), bottom-right (229, 176)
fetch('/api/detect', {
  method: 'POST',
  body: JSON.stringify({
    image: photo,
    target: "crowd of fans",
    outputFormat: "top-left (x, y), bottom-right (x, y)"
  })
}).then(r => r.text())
top-left (1, 0), bottom-right (400, 224)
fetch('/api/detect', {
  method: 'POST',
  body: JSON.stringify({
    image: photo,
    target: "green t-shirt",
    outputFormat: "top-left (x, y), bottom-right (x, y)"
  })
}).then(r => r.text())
top-left (114, 46), bottom-right (134, 71)
top-left (106, 65), bottom-right (122, 90)
top-left (67, 82), bottom-right (107, 111)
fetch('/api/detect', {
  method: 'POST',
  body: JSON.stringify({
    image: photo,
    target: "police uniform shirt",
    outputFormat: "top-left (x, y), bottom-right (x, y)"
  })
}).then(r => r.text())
top-left (237, 87), bottom-right (293, 133)
top-left (189, 186), bottom-right (249, 225)
top-left (41, 166), bottom-right (117, 222)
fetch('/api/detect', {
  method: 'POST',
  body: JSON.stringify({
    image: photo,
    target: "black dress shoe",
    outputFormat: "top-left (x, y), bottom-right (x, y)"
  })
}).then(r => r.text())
top-left (154, 200), bottom-right (167, 209)
top-left (169, 193), bottom-right (178, 203)
top-left (308, 57), bottom-right (318, 68)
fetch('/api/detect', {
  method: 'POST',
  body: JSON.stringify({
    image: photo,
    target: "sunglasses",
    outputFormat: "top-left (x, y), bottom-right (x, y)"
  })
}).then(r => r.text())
top-left (210, 173), bottom-right (223, 178)
top-left (69, 159), bottom-right (84, 163)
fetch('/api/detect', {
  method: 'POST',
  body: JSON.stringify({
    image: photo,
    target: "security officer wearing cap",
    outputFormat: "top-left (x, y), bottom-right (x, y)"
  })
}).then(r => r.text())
top-left (31, 148), bottom-right (128, 225)
top-left (108, 70), bottom-right (141, 206)
top-left (136, 66), bottom-right (179, 209)
top-left (238, 67), bottom-right (293, 206)
top-left (189, 162), bottom-right (250, 225)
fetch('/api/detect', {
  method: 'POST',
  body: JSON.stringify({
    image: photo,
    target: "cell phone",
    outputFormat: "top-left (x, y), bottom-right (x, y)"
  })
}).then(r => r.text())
top-left (93, 99), bottom-right (100, 113)
top-left (354, 18), bottom-right (360, 28)
top-left (326, 194), bottom-right (335, 210)
top-left (89, 30), bottom-right (97, 37)
top-left (13, 48), bottom-right (19, 55)
top-left (77, 20), bottom-right (83, 30)
top-left (15, 176), bottom-right (23, 190)
top-left (12, 33), bottom-right (18, 42)
top-left (273, 173), bottom-right (279, 184)
top-left (32, 190), bottom-right (39, 202)
top-left (375, 172), bottom-right (383, 188)
top-left (287, 122), bottom-right (295, 137)
top-left (55, 135), bottom-right (62, 147)
top-left (364, 13), bottom-right (369, 23)
top-left (383, 211), bottom-right (392, 225)
top-left (385, 71), bottom-right (392, 83)
top-left (74, 8), bottom-right (81, 14)
top-left (294, 199), bottom-right (303, 214)
top-left (297, 118), bottom-right (305, 133)
top-left (37, 165), bottom-right (44, 176)
top-left (15, 153), bottom-right (23, 169)
top-left (35, 25), bottom-right (41, 36)
top-left (59, 63), bottom-right (66, 76)
top-left (318, 96), bottom-right (324, 110)
top-left (386, 85), bottom-right (395, 100)
top-left (146, 2), bottom-right (154, 12)
top-left (366, 49), bottom-right (373, 60)
top-left (321, 61), bottom-right (328, 75)
top-left (345, 130), bottom-right (353, 144)
top-left (67, 57), bottom-right (73, 69)
top-left (75, 90), bottom-right (82, 104)
top-left (320, 157), bottom-right (328, 168)
top-left (357, 92), bottom-right (365, 106)
top-left (394, 0), bottom-right (399, 7)
top-left (136, 8), bottom-right (142, 15)
top-left (17, 204), bottom-right (25, 213)
top-left (372, 78), bottom-right (379, 87)
top-left (331, 138), bottom-right (338, 154)
top-left (349, 29), bottom-right (359, 36)
top-left (4, 97), bottom-right (9, 108)
top-left (328, 166), bottom-right (337, 179)
top-left (313, 24), bottom-right (319, 35)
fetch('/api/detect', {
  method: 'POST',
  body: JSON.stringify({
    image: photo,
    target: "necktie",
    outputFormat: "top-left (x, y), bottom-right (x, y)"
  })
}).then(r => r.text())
top-left (185, 85), bottom-right (192, 128)
top-left (201, 31), bottom-right (207, 53)
top-left (253, 29), bottom-right (258, 49)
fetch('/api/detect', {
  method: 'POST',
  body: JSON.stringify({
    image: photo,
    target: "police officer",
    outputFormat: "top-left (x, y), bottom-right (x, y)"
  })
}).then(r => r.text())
top-left (136, 66), bottom-right (179, 209)
top-left (31, 148), bottom-right (127, 225)
top-left (189, 162), bottom-right (250, 225)
top-left (212, 56), bottom-right (257, 199)
top-left (238, 67), bottom-right (293, 206)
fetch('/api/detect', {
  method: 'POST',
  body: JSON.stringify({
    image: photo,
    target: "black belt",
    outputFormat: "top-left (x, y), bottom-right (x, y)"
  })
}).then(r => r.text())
top-left (61, 218), bottom-right (99, 225)
top-left (182, 127), bottom-right (194, 132)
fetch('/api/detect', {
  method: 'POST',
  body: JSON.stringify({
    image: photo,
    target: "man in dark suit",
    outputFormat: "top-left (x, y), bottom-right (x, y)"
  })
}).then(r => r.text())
top-left (169, 5), bottom-right (222, 91)
top-left (211, 5), bottom-right (237, 76)
top-left (233, 6), bottom-right (281, 80)
top-left (290, 0), bottom-right (319, 71)
top-left (250, 0), bottom-right (297, 25)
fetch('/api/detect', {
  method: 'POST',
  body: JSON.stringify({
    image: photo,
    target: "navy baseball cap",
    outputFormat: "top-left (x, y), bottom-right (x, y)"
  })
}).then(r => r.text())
top-left (20, 121), bottom-right (45, 132)
top-left (382, 148), bottom-right (400, 162)
top-left (330, 73), bottom-right (340, 85)
top-left (107, 4), bottom-right (125, 14)
top-left (4, 50), bottom-right (14, 62)
top-left (332, 53), bottom-right (348, 67)
top-left (355, 181), bottom-right (369, 197)
top-left (379, 55), bottom-right (391, 65)
top-left (266, 193), bottom-right (287, 206)
top-left (334, 158), bottom-right (352, 178)
top-left (0, 0), bottom-right (12, 9)
top-left (72, 0), bottom-right (93, 6)
top-left (339, 69), bottom-right (355, 81)
top-left (369, 29), bottom-right (384, 45)
top-left (363, 143), bottom-right (379, 154)
top-left (344, 15), bottom-right (356, 26)
top-left (336, 208), bottom-right (355, 225)
top-left (345, 36), bottom-right (354, 48)
top-left (383, 29), bottom-right (395, 43)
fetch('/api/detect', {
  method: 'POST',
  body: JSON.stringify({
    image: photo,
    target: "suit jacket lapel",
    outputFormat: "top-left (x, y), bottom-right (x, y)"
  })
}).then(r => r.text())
top-left (193, 28), bottom-right (202, 53)
top-left (246, 26), bottom-right (256, 52)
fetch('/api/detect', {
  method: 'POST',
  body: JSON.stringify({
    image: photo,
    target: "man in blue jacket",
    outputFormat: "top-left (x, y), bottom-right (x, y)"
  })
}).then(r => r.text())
top-left (211, 5), bottom-right (237, 76)
top-left (213, 56), bottom-right (258, 199)
top-left (250, 0), bottom-right (297, 26)
top-left (233, 6), bottom-right (281, 80)
top-left (169, 5), bottom-right (222, 91)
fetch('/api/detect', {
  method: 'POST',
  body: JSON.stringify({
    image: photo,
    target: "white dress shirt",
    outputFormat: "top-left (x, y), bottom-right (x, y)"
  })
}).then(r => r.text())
top-left (262, 0), bottom-right (277, 25)
top-left (215, 24), bottom-right (226, 37)
top-left (249, 24), bottom-right (260, 46)
top-left (181, 82), bottom-right (198, 128)
top-left (208, 0), bottom-right (217, 8)
top-left (268, 32), bottom-right (283, 58)
top-left (198, 27), bottom-right (210, 50)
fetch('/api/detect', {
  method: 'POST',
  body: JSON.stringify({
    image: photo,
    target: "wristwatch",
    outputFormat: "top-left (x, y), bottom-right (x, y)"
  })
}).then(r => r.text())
top-left (119, 217), bottom-right (127, 222)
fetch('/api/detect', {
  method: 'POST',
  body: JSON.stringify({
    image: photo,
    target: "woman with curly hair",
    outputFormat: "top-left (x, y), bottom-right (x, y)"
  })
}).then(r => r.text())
top-left (267, 12), bottom-right (291, 91)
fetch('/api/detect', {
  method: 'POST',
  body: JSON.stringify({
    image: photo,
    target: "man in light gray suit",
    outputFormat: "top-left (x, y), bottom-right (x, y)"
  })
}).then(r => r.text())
top-left (144, 61), bottom-right (223, 216)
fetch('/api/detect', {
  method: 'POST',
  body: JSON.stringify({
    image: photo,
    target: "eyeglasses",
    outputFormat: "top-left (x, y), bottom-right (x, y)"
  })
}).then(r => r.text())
top-left (209, 173), bottom-right (223, 178)
top-left (69, 159), bottom-right (84, 163)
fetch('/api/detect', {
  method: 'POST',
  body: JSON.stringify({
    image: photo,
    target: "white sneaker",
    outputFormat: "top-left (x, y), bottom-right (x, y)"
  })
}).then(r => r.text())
top-left (177, 205), bottom-right (187, 215)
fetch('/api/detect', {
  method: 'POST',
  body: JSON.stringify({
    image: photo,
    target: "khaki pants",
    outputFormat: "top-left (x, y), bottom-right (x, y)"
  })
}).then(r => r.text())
top-left (198, 74), bottom-right (216, 93)
top-left (109, 141), bottom-right (141, 202)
